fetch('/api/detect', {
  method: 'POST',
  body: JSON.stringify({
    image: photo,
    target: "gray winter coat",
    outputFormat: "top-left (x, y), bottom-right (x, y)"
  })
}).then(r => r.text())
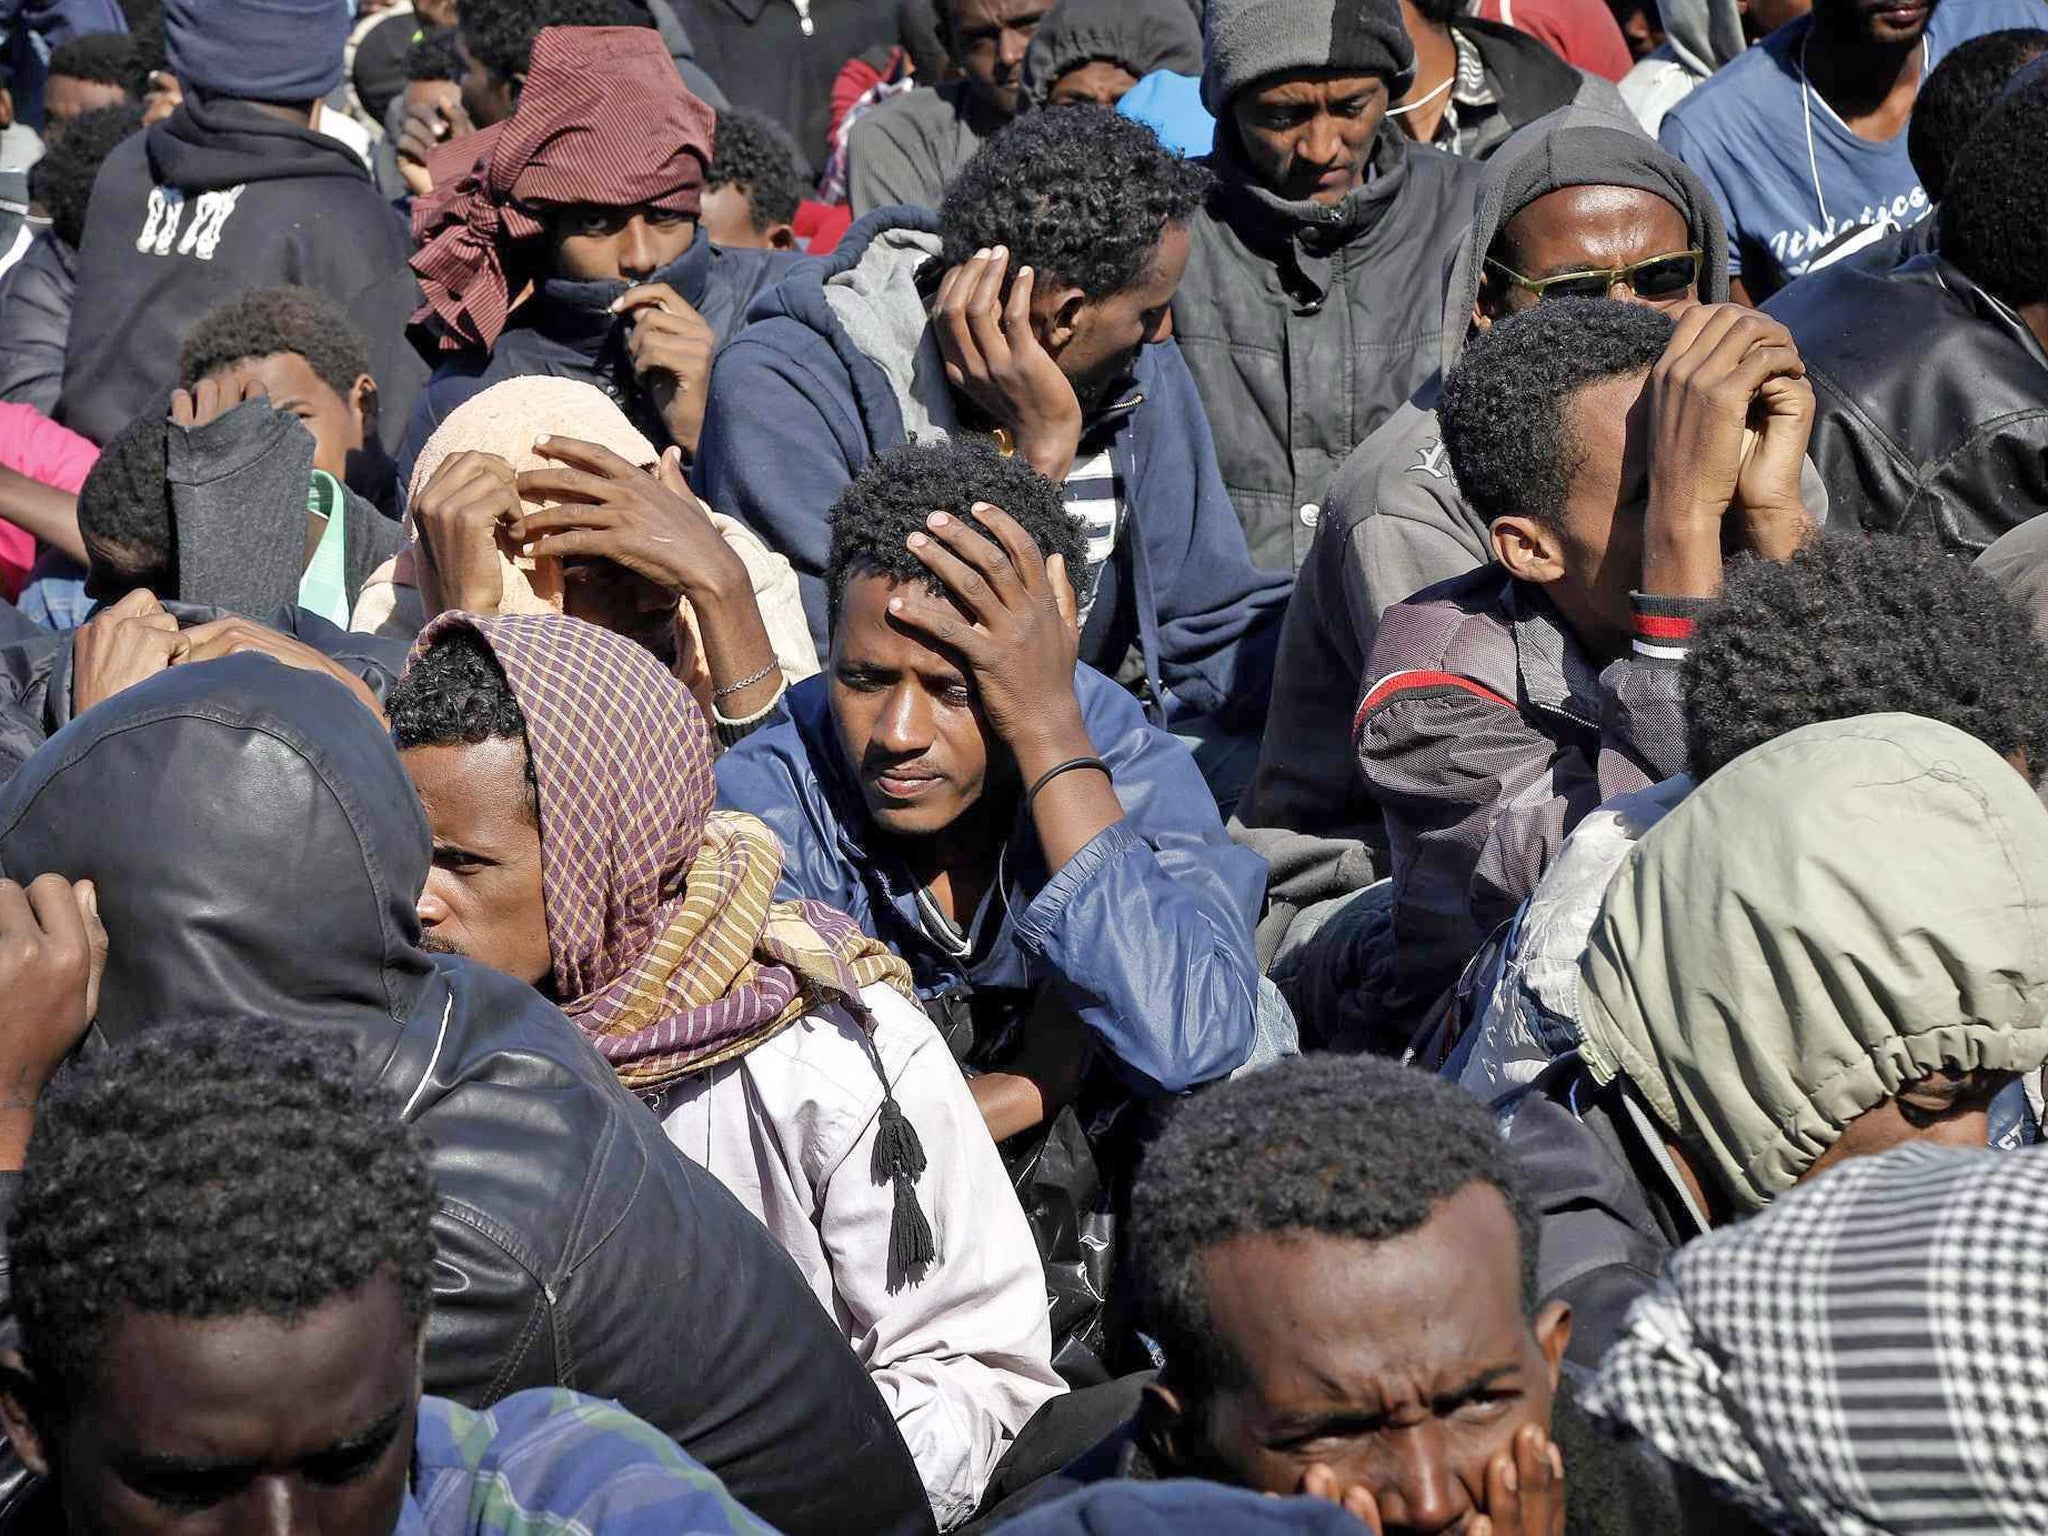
top-left (1171, 124), bottom-right (1481, 576)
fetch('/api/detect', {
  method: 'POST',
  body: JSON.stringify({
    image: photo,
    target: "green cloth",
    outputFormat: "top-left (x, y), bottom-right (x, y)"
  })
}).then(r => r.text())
top-left (297, 469), bottom-right (350, 627)
top-left (1576, 713), bottom-right (2048, 1213)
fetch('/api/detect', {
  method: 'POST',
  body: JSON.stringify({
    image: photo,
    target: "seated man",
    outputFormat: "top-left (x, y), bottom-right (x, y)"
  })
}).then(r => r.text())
top-left (385, 612), bottom-right (1063, 1528)
top-left (395, 379), bottom-right (816, 734)
top-left (1356, 298), bottom-right (1813, 1036)
top-left (993, 1055), bottom-right (1682, 1528)
top-left (77, 381), bottom-right (402, 635)
top-left (0, 1020), bottom-right (780, 1536)
top-left (845, 0), bottom-right (1046, 216)
top-left (0, 655), bottom-right (938, 1536)
top-left (402, 25), bottom-right (798, 488)
top-left (701, 109), bottom-right (803, 252)
top-left (716, 437), bottom-right (1273, 1123)
top-left (38, 30), bottom-right (143, 136)
top-left (1657, 0), bottom-right (2048, 302)
top-left (1174, 0), bottom-right (1479, 576)
top-left (698, 105), bottom-right (1287, 741)
top-left (1763, 66), bottom-right (2048, 551)
top-left (58, 0), bottom-right (420, 450)
top-left (1239, 107), bottom-right (1733, 1021)
top-left (1458, 533), bottom-right (2048, 1106)
top-left (1505, 713), bottom-right (2048, 1364)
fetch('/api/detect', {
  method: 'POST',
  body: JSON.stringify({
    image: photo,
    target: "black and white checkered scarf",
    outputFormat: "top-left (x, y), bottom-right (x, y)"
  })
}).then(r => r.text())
top-left (1584, 1143), bottom-right (2048, 1534)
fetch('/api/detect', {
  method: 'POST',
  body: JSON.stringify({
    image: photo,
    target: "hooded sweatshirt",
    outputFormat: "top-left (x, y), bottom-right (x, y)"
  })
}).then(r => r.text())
top-left (0, 654), bottom-right (939, 1536)
top-left (58, 94), bottom-right (419, 450)
top-left (1617, 0), bottom-right (1747, 133)
top-left (694, 207), bottom-right (1290, 730)
top-left (1238, 108), bottom-right (1729, 914)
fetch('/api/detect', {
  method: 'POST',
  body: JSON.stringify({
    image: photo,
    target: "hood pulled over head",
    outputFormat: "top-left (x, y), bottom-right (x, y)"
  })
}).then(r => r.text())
top-left (1023, 0), bottom-right (1204, 108)
top-left (1576, 713), bottom-right (2048, 1213)
top-left (0, 654), bottom-right (433, 1043)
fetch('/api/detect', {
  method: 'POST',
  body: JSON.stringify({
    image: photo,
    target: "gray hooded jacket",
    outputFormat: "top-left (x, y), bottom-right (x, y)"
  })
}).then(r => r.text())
top-left (1238, 107), bottom-right (1727, 916)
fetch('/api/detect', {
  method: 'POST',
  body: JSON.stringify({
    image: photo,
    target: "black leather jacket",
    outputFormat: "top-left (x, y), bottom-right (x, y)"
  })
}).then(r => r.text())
top-left (1764, 249), bottom-right (2048, 551)
top-left (0, 655), bottom-right (935, 1536)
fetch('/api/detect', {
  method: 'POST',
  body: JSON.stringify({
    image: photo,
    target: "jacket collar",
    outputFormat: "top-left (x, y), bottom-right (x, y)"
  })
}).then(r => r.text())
top-left (525, 237), bottom-right (718, 358)
top-left (1207, 123), bottom-right (1415, 308)
top-left (1502, 573), bottom-right (1607, 729)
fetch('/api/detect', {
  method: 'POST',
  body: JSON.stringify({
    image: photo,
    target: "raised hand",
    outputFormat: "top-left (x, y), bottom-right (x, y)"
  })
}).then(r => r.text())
top-left (932, 246), bottom-right (1084, 483)
top-left (612, 284), bottom-right (718, 457)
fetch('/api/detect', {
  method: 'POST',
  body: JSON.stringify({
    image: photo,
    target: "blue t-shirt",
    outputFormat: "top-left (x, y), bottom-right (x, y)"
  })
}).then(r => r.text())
top-left (1659, 0), bottom-right (2048, 295)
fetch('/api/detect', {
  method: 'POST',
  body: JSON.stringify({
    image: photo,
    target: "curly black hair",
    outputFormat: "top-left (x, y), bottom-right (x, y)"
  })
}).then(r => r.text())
top-left (1942, 70), bottom-right (2048, 306)
top-left (939, 104), bottom-right (1211, 300)
top-left (46, 30), bottom-right (146, 98)
top-left (179, 285), bottom-right (371, 401)
top-left (708, 108), bottom-right (805, 230)
top-left (31, 101), bottom-right (142, 250)
top-left (826, 436), bottom-right (1087, 623)
top-left (387, 624), bottom-right (539, 815)
top-left (1131, 1055), bottom-right (1540, 1398)
top-left (1684, 535), bottom-right (2048, 779)
top-left (1439, 297), bottom-right (1674, 529)
top-left (10, 1019), bottom-right (438, 1403)
top-left (78, 399), bottom-right (173, 600)
top-left (407, 26), bottom-right (463, 84)
top-left (1908, 29), bottom-right (2048, 203)
top-left (459, 0), bottom-right (649, 87)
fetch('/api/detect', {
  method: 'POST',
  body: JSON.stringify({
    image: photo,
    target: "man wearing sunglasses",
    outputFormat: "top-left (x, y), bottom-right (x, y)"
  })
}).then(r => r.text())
top-left (1241, 106), bottom-right (1816, 1048)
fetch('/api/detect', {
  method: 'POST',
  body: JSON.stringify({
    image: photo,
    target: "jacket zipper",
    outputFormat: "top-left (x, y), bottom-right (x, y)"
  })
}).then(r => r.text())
top-left (792, 0), bottom-right (814, 36)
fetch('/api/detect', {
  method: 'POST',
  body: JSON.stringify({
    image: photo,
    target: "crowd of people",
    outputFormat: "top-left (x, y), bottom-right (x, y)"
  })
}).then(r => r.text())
top-left (0, 0), bottom-right (2043, 1529)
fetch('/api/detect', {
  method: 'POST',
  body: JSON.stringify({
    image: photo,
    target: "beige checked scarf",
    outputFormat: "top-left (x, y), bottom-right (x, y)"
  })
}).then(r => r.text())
top-left (412, 613), bottom-right (936, 1276)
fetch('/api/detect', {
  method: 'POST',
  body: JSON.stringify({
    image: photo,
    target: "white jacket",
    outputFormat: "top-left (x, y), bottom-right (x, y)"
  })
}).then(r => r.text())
top-left (657, 983), bottom-right (1063, 1529)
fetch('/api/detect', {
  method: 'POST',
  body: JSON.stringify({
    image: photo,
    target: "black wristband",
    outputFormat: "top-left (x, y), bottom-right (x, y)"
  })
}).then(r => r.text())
top-left (1024, 755), bottom-right (1111, 809)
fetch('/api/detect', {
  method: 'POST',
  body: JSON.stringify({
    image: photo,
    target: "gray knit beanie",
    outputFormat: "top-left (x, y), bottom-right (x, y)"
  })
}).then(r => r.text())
top-left (1201, 0), bottom-right (1416, 115)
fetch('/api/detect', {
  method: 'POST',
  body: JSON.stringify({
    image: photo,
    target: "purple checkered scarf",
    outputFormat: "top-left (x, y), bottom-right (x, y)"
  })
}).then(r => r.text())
top-left (413, 613), bottom-right (916, 1087)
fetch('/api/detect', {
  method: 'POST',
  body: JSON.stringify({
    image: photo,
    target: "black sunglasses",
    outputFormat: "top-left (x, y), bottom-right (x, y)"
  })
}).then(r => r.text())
top-left (1484, 249), bottom-right (1704, 302)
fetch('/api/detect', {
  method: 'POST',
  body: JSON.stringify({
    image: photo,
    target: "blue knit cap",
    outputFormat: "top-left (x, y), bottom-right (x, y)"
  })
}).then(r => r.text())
top-left (166, 0), bottom-right (350, 104)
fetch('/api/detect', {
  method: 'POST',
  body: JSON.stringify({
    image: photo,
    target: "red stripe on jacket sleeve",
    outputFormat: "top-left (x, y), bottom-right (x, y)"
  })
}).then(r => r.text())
top-left (1354, 669), bottom-right (1516, 735)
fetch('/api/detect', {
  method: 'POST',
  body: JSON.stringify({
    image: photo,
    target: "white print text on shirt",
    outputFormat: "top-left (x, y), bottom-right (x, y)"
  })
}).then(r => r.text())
top-left (135, 184), bottom-right (246, 262)
top-left (1768, 182), bottom-right (1929, 275)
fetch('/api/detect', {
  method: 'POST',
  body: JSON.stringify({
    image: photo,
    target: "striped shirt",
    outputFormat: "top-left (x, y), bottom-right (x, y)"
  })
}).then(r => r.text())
top-left (401, 1389), bottom-right (778, 1536)
top-left (1062, 445), bottom-right (1124, 623)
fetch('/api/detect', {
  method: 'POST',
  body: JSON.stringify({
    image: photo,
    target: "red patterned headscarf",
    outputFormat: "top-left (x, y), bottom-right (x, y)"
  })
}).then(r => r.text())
top-left (410, 25), bottom-right (716, 354)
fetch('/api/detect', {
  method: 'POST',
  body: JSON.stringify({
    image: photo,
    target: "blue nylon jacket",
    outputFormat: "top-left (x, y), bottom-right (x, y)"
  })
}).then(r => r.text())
top-left (692, 207), bottom-right (1290, 730)
top-left (714, 665), bottom-right (1268, 1094)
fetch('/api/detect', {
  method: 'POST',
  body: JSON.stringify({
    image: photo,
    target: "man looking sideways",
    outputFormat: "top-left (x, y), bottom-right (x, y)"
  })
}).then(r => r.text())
top-left (716, 437), bottom-right (1273, 1139)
